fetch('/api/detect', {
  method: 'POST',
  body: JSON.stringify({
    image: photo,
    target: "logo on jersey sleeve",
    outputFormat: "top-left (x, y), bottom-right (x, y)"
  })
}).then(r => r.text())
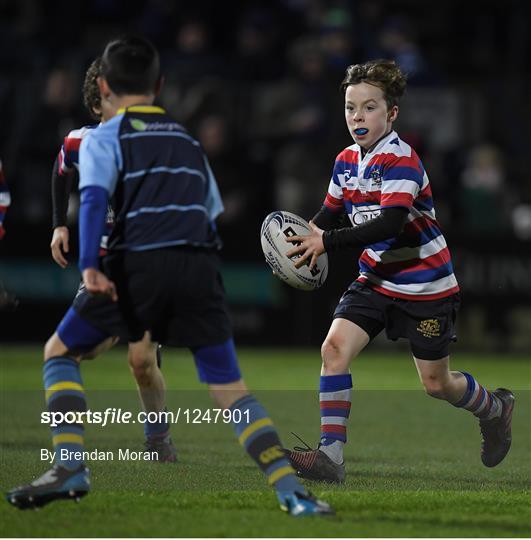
top-left (337, 169), bottom-right (352, 187)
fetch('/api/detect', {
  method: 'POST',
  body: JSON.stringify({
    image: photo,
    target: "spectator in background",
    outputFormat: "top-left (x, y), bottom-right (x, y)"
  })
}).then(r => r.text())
top-left (458, 143), bottom-right (515, 351)
top-left (250, 36), bottom-right (338, 218)
top-left (459, 144), bottom-right (510, 234)
top-left (318, 6), bottom-right (356, 78)
top-left (376, 16), bottom-right (443, 86)
top-left (160, 18), bottom-right (228, 126)
top-left (0, 159), bottom-right (10, 239)
top-left (232, 7), bottom-right (285, 83)
top-left (195, 114), bottom-right (266, 257)
top-left (9, 65), bottom-right (88, 225)
top-left (512, 201), bottom-right (531, 240)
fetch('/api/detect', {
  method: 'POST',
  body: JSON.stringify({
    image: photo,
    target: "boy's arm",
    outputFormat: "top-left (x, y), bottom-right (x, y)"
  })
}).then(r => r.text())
top-left (322, 207), bottom-right (409, 251)
top-left (311, 205), bottom-right (346, 231)
top-left (50, 155), bottom-right (75, 267)
top-left (78, 120), bottom-right (121, 297)
top-left (51, 155), bottom-right (74, 230)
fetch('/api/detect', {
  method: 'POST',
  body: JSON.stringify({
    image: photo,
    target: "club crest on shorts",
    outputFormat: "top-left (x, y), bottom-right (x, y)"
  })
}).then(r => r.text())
top-left (417, 319), bottom-right (441, 338)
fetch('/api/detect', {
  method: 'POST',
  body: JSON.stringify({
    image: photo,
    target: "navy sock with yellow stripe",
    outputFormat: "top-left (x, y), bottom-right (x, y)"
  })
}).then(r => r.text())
top-left (230, 395), bottom-right (304, 497)
top-left (43, 357), bottom-right (86, 470)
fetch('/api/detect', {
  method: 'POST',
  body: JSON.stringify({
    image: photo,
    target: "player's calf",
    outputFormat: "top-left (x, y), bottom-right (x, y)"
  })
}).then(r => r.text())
top-left (450, 373), bottom-right (515, 467)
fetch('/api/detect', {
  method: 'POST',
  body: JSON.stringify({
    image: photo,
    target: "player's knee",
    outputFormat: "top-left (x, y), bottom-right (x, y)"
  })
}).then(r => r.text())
top-left (128, 349), bottom-right (157, 382)
top-left (321, 337), bottom-right (350, 372)
top-left (422, 375), bottom-right (450, 400)
top-left (44, 334), bottom-right (66, 361)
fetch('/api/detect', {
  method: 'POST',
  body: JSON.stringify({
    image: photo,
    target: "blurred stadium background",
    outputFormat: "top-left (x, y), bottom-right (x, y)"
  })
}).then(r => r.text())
top-left (0, 0), bottom-right (530, 353)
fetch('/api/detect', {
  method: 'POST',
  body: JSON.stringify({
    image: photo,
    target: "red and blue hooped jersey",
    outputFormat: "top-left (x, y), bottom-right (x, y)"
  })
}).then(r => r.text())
top-left (57, 125), bottom-right (114, 251)
top-left (324, 131), bottom-right (459, 300)
top-left (58, 126), bottom-right (96, 176)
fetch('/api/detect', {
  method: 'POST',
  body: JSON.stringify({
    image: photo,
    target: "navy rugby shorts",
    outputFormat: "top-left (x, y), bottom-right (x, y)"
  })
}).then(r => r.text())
top-left (101, 247), bottom-right (233, 348)
top-left (333, 281), bottom-right (460, 360)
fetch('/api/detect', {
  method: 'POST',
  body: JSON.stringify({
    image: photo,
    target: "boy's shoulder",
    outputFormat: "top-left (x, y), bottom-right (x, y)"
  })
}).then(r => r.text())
top-left (83, 115), bottom-right (122, 146)
top-left (335, 144), bottom-right (359, 164)
top-left (64, 124), bottom-right (98, 144)
top-left (380, 133), bottom-right (413, 158)
top-left (375, 134), bottom-right (424, 169)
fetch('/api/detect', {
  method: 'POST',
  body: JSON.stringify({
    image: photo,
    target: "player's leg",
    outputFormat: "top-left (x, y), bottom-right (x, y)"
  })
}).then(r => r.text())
top-left (6, 306), bottom-right (109, 509)
top-left (286, 318), bottom-right (374, 483)
top-left (194, 338), bottom-right (333, 516)
top-left (45, 331), bottom-right (117, 361)
top-left (407, 292), bottom-right (514, 467)
top-left (286, 282), bottom-right (385, 483)
top-left (319, 318), bottom-right (373, 460)
top-left (127, 333), bottom-right (176, 462)
top-left (414, 354), bottom-right (515, 467)
top-left (104, 251), bottom-right (176, 461)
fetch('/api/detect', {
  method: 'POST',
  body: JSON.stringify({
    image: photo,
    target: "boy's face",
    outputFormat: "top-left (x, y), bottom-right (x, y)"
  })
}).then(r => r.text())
top-left (344, 82), bottom-right (398, 149)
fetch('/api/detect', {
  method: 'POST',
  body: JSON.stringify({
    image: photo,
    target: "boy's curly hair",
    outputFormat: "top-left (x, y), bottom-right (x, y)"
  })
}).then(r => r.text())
top-left (83, 57), bottom-right (102, 120)
top-left (341, 59), bottom-right (407, 109)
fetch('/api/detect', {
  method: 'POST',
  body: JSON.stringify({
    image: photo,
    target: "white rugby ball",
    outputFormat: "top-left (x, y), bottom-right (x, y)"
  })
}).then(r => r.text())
top-left (260, 211), bottom-right (328, 291)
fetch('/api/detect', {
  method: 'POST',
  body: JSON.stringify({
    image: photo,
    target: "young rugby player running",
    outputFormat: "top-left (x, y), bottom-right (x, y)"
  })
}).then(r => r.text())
top-left (7, 36), bottom-right (332, 516)
top-left (284, 59), bottom-right (515, 483)
top-left (48, 57), bottom-right (176, 462)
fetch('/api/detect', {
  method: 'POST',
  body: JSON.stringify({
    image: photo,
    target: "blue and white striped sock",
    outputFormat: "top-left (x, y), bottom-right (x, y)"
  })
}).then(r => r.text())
top-left (319, 374), bottom-right (352, 464)
top-left (452, 372), bottom-right (501, 420)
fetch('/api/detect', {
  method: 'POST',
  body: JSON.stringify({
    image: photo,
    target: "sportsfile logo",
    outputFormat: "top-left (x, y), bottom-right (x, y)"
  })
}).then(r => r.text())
top-left (40, 407), bottom-right (250, 427)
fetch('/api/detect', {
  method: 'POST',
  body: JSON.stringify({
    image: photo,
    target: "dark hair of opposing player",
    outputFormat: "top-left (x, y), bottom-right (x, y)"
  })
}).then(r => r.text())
top-left (83, 57), bottom-right (102, 120)
top-left (340, 59), bottom-right (407, 109)
top-left (100, 35), bottom-right (160, 96)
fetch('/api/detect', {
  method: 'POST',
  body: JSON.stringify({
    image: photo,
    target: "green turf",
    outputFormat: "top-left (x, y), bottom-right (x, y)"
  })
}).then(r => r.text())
top-left (1, 346), bottom-right (530, 537)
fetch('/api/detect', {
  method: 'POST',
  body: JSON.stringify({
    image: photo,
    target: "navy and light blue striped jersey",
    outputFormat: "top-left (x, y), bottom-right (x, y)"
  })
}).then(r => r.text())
top-left (79, 105), bottom-right (223, 253)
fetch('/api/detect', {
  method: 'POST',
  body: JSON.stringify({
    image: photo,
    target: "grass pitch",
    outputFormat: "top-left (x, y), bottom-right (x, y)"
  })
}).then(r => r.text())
top-left (0, 345), bottom-right (530, 537)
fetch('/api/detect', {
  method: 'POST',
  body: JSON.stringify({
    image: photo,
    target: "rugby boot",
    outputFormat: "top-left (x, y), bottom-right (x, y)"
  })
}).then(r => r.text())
top-left (479, 388), bottom-right (515, 467)
top-left (284, 434), bottom-right (345, 483)
top-left (6, 464), bottom-right (89, 510)
top-left (279, 490), bottom-right (335, 516)
top-left (144, 431), bottom-right (177, 462)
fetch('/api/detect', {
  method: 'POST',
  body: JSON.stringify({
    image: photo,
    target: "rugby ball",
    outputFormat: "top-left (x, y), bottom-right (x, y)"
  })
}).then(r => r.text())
top-left (260, 211), bottom-right (328, 291)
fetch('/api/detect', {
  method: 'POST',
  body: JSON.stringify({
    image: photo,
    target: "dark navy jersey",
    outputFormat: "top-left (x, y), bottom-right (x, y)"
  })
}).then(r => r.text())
top-left (79, 106), bottom-right (223, 253)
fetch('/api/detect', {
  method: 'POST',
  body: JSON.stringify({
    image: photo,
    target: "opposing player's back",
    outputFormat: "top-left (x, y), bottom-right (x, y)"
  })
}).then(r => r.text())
top-left (80, 107), bottom-right (222, 252)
